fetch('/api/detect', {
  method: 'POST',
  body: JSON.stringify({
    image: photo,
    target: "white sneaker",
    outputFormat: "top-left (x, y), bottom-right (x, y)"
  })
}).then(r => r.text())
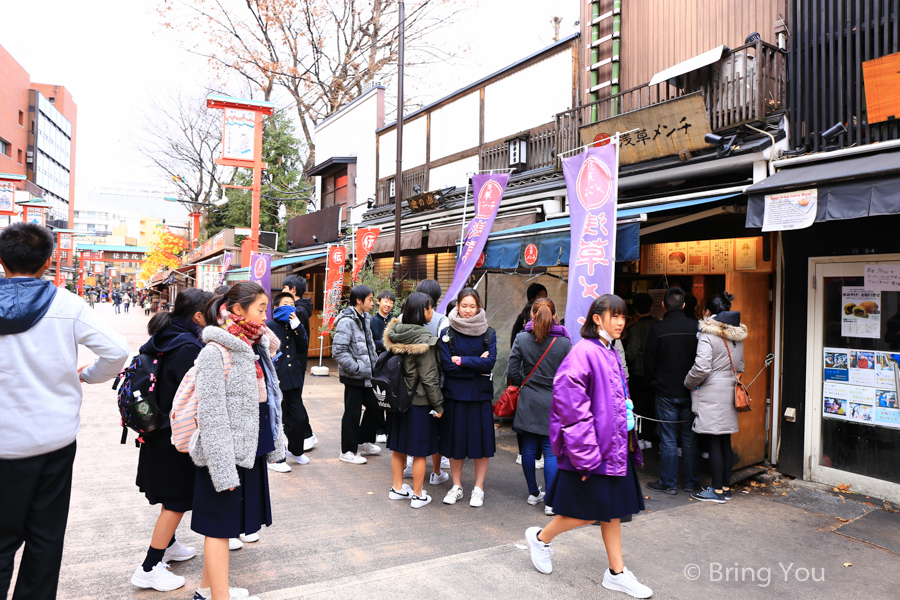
top-left (411, 490), bottom-right (432, 509)
top-left (162, 538), bottom-right (196, 562)
top-left (525, 527), bottom-right (553, 574)
top-left (376, 433), bottom-right (388, 444)
top-left (601, 566), bottom-right (653, 598)
top-left (340, 451), bottom-right (367, 464)
top-left (239, 533), bottom-right (259, 543)
top-left (194, 587), bottom-right (252, 599)
top-left (535, 457), bottom-right (545, 469)
top-left (389, 483), bottom-right (413, 500)
top-left (131, 562), bottom-right (185, 591)
top-left (287, 451), bottom-right (310, 465)
top-left (527, 487), bottom-right (545, 505)
top-left (402, 465), bottom-right (413, 478)
top-left (228, 538), bottom-right (243, 551)
top-left (443, 485), bottom-right (464, 505)
top-left (701, 451), bottom-right (710, 459)
top-left (429, 470), bottom-right (449, 485)
top-left (469, 486), bottom-right (485, 507)
top-left (303, 435), bottom-right (318, 451)
top-left (440, 456), bottom-right (450, 469)
top-left (267, 461), bottom-right (291, 473)
top-left (359, 442), bottom-right (382, 455)
top-left (516, 454), bottom-right (522, 465)
top-left (545, 505), bottom-right (555, 516)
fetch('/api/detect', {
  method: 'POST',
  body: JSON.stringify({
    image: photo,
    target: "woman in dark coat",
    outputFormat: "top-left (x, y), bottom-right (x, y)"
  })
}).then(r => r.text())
top-left (439, 288), bottom-right (497, 508)
top-left (130, 288), bottom-right (212, 592)
top-left (507, 298), bottom-right (571, 514)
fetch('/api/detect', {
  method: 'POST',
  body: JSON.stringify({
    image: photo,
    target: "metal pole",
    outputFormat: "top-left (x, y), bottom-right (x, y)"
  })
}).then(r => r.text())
top-left (250, 111), bottom-right (264, 258)
top-left (392, 0), bottom-right (405, 281)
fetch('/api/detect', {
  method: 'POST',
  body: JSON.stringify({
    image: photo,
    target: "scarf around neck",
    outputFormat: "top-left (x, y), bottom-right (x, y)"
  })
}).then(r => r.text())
top-left (218, 304), bottom-right (266, 381)
top-left (448, 307), bottom-right (489, 337)
top-left (525, 319), bottom-right (570, 339)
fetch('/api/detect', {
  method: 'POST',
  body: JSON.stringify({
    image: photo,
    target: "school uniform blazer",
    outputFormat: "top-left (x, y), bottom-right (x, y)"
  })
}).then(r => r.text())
top-left (439, 328), bottom-right (497, 402)
top-left (266, 317), bottom-right (308, 391)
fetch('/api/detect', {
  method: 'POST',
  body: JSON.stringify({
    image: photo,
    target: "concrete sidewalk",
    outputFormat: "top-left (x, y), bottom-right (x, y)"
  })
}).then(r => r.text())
top-left (11, 303), bottom-right (899, 599)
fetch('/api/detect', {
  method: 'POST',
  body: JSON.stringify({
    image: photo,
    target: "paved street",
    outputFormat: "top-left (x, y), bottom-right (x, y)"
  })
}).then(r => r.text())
top-left (17, 304), bottom-right (900, 599)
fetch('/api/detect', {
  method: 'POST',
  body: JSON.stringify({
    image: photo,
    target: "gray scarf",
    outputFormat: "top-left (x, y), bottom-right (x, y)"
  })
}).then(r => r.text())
top-left (448, 307), bottom-right (489, 337)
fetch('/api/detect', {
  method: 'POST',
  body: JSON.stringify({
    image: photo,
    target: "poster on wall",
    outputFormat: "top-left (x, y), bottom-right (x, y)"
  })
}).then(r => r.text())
top-left (841, 287), bottom-right (881, 338)
top-left (644, 244), bottom-right (666, 274)
top-left (710, 239), bottom-right (733, 273)
top-left (761, 188), bottom-right (818, 232)
top-left (735, 238), bottom-right (757, 270)
top-left (864, 264), bottom-right (900, 291)
top-left (687, 240), bottom-right (710, 274)
top-left (823, 347), bottom-right (900, 429)
top-left (666, 242), bottom-right (688, 274)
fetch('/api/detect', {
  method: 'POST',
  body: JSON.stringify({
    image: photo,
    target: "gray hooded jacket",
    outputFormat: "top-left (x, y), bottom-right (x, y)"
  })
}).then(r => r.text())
top-left (190, 326), bottom-right (286, 492)
top-left (332, 307), bottom-right (378, 386)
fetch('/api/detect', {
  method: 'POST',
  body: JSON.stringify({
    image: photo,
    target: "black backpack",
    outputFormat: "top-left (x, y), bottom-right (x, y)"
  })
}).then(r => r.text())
top-left (112, 353), bottom-right (166, 445)
top-left (370, 350), bottom-right (413, 413)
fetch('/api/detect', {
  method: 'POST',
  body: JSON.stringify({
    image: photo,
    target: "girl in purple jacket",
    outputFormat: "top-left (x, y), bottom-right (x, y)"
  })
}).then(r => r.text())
top-left (525, 295), bottom-right (652, 599)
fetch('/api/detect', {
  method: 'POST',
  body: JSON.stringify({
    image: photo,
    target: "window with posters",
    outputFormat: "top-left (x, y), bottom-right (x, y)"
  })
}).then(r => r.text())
top-left (815, 260), bottom-right (900, 486)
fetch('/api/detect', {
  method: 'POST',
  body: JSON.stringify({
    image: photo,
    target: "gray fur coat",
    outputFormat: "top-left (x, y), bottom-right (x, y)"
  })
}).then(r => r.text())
top-left (684, 313), bottom-right (748, 435)
top-left (190, 326), bottom-right (286, 492)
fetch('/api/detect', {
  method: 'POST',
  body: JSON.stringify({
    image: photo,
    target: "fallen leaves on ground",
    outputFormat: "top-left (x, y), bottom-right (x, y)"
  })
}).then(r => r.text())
top-left (837, 483), bottom-right (851, 491)
top-left (844, 563), bottom-right (852, 567)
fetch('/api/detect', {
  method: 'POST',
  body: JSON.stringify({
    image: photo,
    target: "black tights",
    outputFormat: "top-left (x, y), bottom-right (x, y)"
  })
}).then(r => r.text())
top-left (704, 433), bottom-right (733, 490)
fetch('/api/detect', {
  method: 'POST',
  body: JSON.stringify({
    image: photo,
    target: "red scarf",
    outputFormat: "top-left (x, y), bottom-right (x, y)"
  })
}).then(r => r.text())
top-left (218, 304), bottom-right (266, 380)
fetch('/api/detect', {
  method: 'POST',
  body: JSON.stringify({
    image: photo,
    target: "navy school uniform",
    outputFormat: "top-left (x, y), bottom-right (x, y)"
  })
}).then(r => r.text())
top-left (438, 328), bottom-right (497, 460)
top-left (267, 316), bottom-right (313, 455)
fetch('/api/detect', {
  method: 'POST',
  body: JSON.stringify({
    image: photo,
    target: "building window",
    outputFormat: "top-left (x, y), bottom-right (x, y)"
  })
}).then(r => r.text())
top-left (17, 149), bottom-right (23, 164)
top-left (322, 168), bottom-right (349, 209)
top-left (18, 111), bottom-right (24, 126)
top-left (0, 138), bottom-right (9, 157)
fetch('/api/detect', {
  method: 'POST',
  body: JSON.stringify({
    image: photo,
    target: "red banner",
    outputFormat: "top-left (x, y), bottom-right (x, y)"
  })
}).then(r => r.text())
top-left (323, 245), bottom-right (347, 330)
top-left (352, 227), bottom-right (381, 281)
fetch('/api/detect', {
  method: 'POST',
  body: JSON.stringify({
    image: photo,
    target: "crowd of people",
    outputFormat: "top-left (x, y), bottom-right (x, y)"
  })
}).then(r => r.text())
top-left (0, 221), bottom-right (749, 600)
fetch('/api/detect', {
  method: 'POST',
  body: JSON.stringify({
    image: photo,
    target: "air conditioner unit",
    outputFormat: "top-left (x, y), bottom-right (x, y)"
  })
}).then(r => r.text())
top-left (716, 52), bottom-right (756, 112)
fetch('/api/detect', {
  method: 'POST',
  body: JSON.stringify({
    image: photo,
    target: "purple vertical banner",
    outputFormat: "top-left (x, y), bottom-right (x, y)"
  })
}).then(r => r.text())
top-left (441, 173), bottom-right (509, 315)
top-left (218, 252), bottom-right (234, 286)
top-left (563, 143), bottom-right (618, 345)
top-left (249, 253), bottom-right (273, 319)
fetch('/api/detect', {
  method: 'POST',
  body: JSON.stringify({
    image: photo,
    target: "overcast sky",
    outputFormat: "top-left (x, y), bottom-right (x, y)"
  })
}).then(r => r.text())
top-left (2, 0), bottom-right (578, 211)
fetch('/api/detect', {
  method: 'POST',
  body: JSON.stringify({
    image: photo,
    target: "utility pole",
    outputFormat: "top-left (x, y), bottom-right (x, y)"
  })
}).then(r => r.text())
top-left (392, 0), bottom-right (406, 282)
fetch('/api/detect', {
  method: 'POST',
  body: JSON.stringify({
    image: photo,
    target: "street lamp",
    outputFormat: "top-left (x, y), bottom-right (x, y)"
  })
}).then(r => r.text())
top-left (164, 196), bottom-right (211, 249)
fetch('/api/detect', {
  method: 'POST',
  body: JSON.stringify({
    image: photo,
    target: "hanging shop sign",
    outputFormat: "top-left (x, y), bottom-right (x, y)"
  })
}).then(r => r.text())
top-left (563, 143), bottom-right (618, 344)
top-left (441, 174), bottom-right (509, 314)
top-left (353, 227), bottom-right (381, 281)
top-left (579, 93), bottom-right (713, 166)
top-left (0, 181), bottom-right (15, 214)
top-left (823, 348), bottom-right (900, 430)
top-left (196, 265), bottom-right (224, 293)
top-left (323, 245), bottom-right (347, 330)
top-left (523, 243), bottom-right (539, 266)
top-left (223, 109), bottom-right (256, 160)
top-left (761, 188), bottom-right (818, 232)
top-left (475, 252), bottom-right (485, 269)
top-left (841, 287), bottom-right (881, 339)
top-left (25, 207), bottom-right (45, 227)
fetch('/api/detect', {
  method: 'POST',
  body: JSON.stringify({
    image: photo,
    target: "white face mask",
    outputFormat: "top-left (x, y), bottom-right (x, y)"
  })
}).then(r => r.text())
top-left (598, 324), bottom-right (614, 344)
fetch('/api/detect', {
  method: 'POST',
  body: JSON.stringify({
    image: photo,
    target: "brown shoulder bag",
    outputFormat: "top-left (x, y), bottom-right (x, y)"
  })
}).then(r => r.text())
top-left (723, 338), bottom-right (752, 413)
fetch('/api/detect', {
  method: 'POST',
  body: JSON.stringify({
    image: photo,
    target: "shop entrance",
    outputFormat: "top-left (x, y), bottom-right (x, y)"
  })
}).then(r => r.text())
top-left (808, 257), bottom-right (900, 503)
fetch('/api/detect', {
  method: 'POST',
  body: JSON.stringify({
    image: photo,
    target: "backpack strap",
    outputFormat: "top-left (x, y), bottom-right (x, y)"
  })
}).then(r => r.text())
top-left (208, 341), bottom-right (233, 380)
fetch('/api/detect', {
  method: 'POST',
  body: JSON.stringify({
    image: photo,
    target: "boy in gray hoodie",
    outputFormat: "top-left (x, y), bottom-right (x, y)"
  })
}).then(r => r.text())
top-left (0, 222), bottom-right (129, 600)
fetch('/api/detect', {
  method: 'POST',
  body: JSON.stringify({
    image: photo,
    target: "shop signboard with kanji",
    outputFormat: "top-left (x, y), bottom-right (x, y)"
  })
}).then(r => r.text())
top-left (102, 251), bottom-right (145, 262)
top-left (579, 93), bottom-right (713, 166)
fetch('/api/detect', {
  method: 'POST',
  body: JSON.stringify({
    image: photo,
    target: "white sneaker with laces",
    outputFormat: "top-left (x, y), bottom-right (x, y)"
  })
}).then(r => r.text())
top-left (469, 486), bottom-right (485, 507)
top-left (162, 538), bottom-right (196, 562)
top-left (443, 485), bottom-right (464, 505)
top-left (193, 586), bottom-right (252, 599)
top-left (515, 454), bottom-right (522, 465)
top-left (358, 442), bottom-right (382, 455)
top-left (267, 461), bottom-right (291, 473)
top-left (525, 527), bottom-right (553, 574)
top-left (376, 433), bottom-right (388, 444)
top-left (402, 465), bottom-right (413, 478)
top-left (228, 538), bottom-right (243, 551)
top-left (389, 483), bottom-right (413, 500)
top-left (286, 450), bottom-right (310, 465)
top-left (131, 562), bottom-right (185, 591)
top-left (429, 470), bottom-right (449, 485)
top-left (527, 487), bottom-right (545, 505)
top-left (239, 533), bottom-right (259, 543)
top-left (339, 451), bottom-right (367, 464)
top-left (544, 505), bottom-right (555, 516)
top-left (535, 457), bottom-right (545, 469)
top-left (303, 434), bottom-right (318, 451)
top-left (601, 566), bottom-right (653, 598)
top-left (410, 490), bottom-right (432, 508)
top-left (440, 456), bottom-right (450, 469)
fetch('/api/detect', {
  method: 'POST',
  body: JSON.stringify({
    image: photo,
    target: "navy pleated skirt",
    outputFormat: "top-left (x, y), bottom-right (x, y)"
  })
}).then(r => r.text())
top-left (388, 405), bottom-right (439, 457)
top-left (191, 456), bottom-right (272, 538)
top-left (545, 453), bottom-right (645, 523)
top-left (437, 399), bottom-right (496, 460)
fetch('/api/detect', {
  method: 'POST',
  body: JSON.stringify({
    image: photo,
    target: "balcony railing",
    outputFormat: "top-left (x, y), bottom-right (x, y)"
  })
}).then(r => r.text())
top-left (555, 40), bottom-right (785, 160)
top-left (376, 167), bottom-right (428, 207)
top-left (480, 123), bottom-right (558, 173)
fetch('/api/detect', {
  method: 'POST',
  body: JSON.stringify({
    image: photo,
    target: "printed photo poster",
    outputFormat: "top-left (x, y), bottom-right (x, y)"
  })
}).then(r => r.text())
top-left (687, 240), bottom-right (710, 274)
top-left (761, 188), bottom-right (818, 232)
top-left (823, 348), bottom-right (850, 382)
top-left (710, 239), bottom-right (733, 273)
top-left (823, 349), bottom-right (900, 429)
top-left (666, 242), bottom-right (688, 274)
top-left (735, 238), bottom-right (757, 270)
top-left (841, 287), bottom-right (881, 339)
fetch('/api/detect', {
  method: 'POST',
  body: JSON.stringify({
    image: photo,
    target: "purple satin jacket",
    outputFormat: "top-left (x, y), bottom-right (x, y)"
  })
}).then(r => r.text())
top-left (550, 338), bottom-right (643, 476)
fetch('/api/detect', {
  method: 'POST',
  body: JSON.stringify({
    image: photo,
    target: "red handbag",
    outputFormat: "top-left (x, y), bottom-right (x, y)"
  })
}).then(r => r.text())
top-left (494, 338), bottom-right (556, 418)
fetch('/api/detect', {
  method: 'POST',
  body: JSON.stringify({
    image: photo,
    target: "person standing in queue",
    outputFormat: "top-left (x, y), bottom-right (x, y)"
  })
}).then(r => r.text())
top-left (282, 275), bottom-right (317, 451)
top-left (190, 282), bottom-right (286, 600)
top-left (266, 292), bottom-right (311, 471)
top-left (524, 295), bottom-right (651, 598)
top-left (439, 288), bottom-right (497, 507)
top-left (510, 282), bottom-right (548, 467)
top-left (130, 288), bottom-right (213, 592)
top-left (624, 293), bottom-right (656, 450)
top-left (384, 292), bottom-right (444, 508)
top-left (332, 285), bottom-right (383, 464)
top-left (369, 290), bottom-right (396, 446)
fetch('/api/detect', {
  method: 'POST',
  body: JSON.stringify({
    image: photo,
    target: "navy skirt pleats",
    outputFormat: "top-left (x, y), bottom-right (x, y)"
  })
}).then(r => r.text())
top-left (191, 455), bottom-right (273, 539)
top-left (388, 405), bottom-right (439, 457)
top-left (437, 399), bottom-right (496, 460)
top-left (545, 453), bottom-right (645, 523)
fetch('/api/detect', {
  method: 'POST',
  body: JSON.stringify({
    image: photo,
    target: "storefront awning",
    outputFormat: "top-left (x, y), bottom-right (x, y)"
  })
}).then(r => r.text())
top-left (370, 229), bottom-right (422, 254)
top-left (745, 150), bottom-right (900, 228)
top-left (427, 212), bottom-right (537, 248)
top-left (228, 252), bottom-right (327, 274)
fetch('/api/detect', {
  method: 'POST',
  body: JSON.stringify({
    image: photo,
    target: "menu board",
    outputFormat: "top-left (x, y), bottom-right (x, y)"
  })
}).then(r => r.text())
top-left (735, 238), bottom-right (758, 270)
top-left (666, 242), bottom-right (688, 274)
top-left (644, 244), bottom-right (667, 274)
top-left (841, 287), bottom-right (881, 339)
top-left (687, 240), bottom-right (710, 274)
top-left (710, 239), bottom-right (734, 273)
top-left (823, 347), bottom-right (900, 429)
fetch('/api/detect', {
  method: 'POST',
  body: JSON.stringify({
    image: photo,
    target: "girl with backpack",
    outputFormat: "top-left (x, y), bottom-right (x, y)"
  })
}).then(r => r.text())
top-left (439, 288), bottom-right (497, 508)
top-left (129, 288), bottom-right (213, 593)
top-left (524, 295), bottom-right (652, 599)
top-left (190, 282), bottom-right (286, 600)
top-left (383, 292), bottom-right (444, 508)
top-left (507, 298), bottom-right (571, 515)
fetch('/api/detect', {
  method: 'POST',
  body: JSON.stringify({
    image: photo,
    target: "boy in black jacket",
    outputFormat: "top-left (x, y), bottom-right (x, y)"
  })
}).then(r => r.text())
top-left (283, 275), bottom-right (317, 450)
top-left (267, 292), bottom-right (311, 467)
